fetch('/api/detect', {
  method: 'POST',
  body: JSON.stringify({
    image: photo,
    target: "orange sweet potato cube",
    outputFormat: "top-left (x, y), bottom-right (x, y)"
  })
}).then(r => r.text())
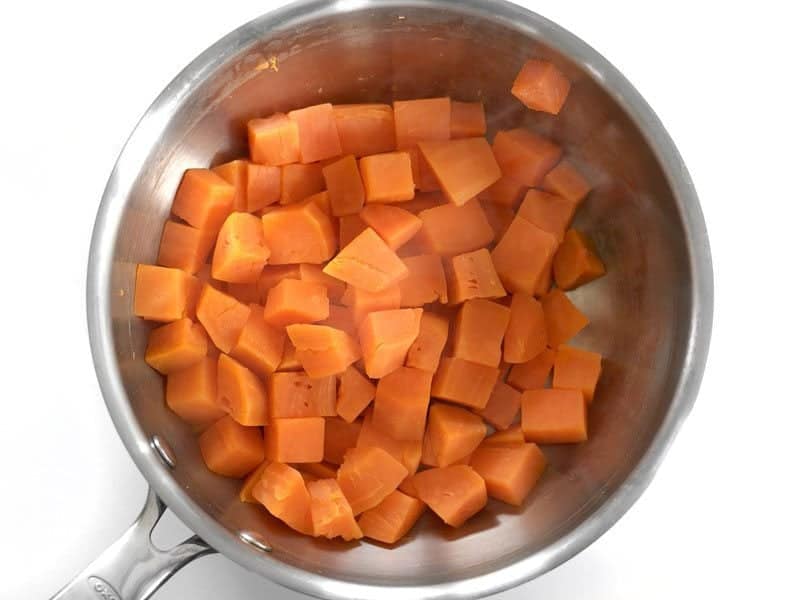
top-left (166, 356), bottom-right (226, 426)
top-left (358, 490), bottom-right (425, 544)
top-left (418, 137), bottom-right (501, 206)
top-left (553, 229), bottom-right (606, 290)
top-left (507, 348), bottom-right (556, 391)
top-left (398, 254), bottom-right (448, 307)
top-left (393, 97), bottom-right (451, 149)
top-left (425, 403), bottom-right (486, 467)
top-left (470, 442), bottom-right (547, 505)
top-left (541, 289), bottom-right (589, 347)
top-left (448, 248), bottom-right (507, 304)
top-left (517, 189), bottom-right (577, 242)
top-left (199, 415), bottom-right (264, 478)
top-left (239, 460), bottom-right (271, 504)
top-left (476, 381), bottom-right (522, 431)
top-left (261, 200), bottom-right (337, 264)
top-left (405, 312), bottom-right (449, 372)
top-left (333, 103), bottom-right (396, 157)
top-left (157, 221), bottom-right (216, 274)
top-left (504, 293), bottom-right (548, 364)
top-left (217, 353), bottom-right (269, 426)
top-left (492, 128), bottom-right (562, 187)
top-left (484, 424), bottom-right (525, 445)
top-left (256, 264), bottom-right (302, 300)
top-left (145, 318), bottom-right (207, 374)
top-left (491, 216), bottom-right (559, 295)
top-left (337, 446), bottom-right (408, 514)
top-left (195, 284), bottom-right (252, 353)
top-left (452, 299), bottom-right (510, 368)
top-left (412, 465), bottom-right (486, 527)
top-left (359, 204), bottom-right (422, 250)
top-left (286, 324), bottom-right (361, 378)
top-left (253, 462), bottom-right (313, 534)
top-left (450, 101), bottom-right (486, 139)
top-left (483, 176), bottom-right (527, 208)
top-left (307, 478), bottom-right (363, 540)
top-left (213, 159), bottom-right (281, 212)
top-left (268, 371), bottom-right (337, 418)
top-left (288, 103), bottom-right (342, 163)
top-left (322, 154), bottom-right (365, 216)
top-left (552, 345), bottom-right (602, 404)
top-left (265, 417), bottom-right (325, 463)
top-left (542, 160), bottom-right (592, 204)
top-left (511, 59), bottom-right (571, 115)
top-left (134, 264), bottom-right (196, 322)
top-left (358, 308), bottom-right (422, 378)
top-left (357, 408), bottom-right (423, 475)
top-left (341, 284), bottom-right (402, 324)
top-left (263, 278), bottom-right (329, 327)
top-left (248, 113), bottom-right (301, 166)
top-left (298, 263), bottom-right (346, 303)
top-left (324, 417), bottom-right (363, 465)
top-left (359, 152), bottom-right (415, 203)
top-left (230, 304), bottom-right (286, 377)
top-left (279, 163), bottom-right (325, 205)
top-left (336, 365), bottom-right (376, 423)
top-left (171, 169), bottom-right (234, 234)
top-left (417, 198), bottom-right (494, 256)
top-left (521, 389), bottom-right (587, 443)
top-left (211, 212), bottom-right (270, 284)
top-left (338, 214), bottom-right (367, 248)
top-left (323, 228), bottom-right (409, 292)
top-left (373, 366), bottom-right (432, 441)
top-left (431, 357), bottom-right (499, 409)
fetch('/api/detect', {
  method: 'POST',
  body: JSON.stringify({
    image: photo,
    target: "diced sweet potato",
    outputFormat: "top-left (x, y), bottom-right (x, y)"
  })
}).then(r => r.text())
top-left (257, 264), bottom-right (302, 300)
top-left (248, 113), bottom-right (301, 166)
top-left (553, 229), bottom-right (606, 290)
top-left (358, 490), bottom-right (425, 544)
top-left (145, 318), bottom-right (207, 374)
top-left (265, 417), bottom-right (325, 463)
top-left (511, 59), bottom-right (571, 115)
top-left (307, 478), bottom-right (363, 540)
top-left (338, 446), bottom-right (408, 514)
top-left (213, 160), bottom-right (281, 212)
top-left (476, 381), bottom-right (522, 431)
top-left (491, 216), bottom-right (559, 295)
top-left (211, 212), bottom-right (270, 284)
top-left (277, 342), bottom-right (303, 371)
top-left (157, 221), bottom-right (216, 274)
top-left (324, 417), bottom-right (363, 465)
top-left (230, 304), bottom-right (286, 377)
top-left (171, 169), bottom-right (234, 234)
top-left (286, 324), bottom-right (361, 378)
top-left (535, 256), bottom-right (554, 299)
top-left (308, 190), bottom-right (331, 215)
top-left (336, 366), bottom-right (376, 423)
top-left (405, 312), bottom-right (449, 372)
top-left (541, 160), bottom-right (592, 204)
top-left (448, 248), bottom-right (507, 305)
top-left (398, 254), bottom-right (448, 307)
top-left (415, 148), bottom-right (442, 192)
top-left (482, 176), bottom-right (526, 208)
top-left (393, 97), bottom-right (451, 149)
top-left (333, 103), bottom-right (396, 157)
top-left (478, 200), bottom-right (516, 242)
top-left (484, 424), bottom-right (525, 445)
top-left (507, 348), bottom-right (556, 391)
top-left (516, 189), bottom-right (576, 242)
top-left (263, 278), bottom-right (329, 327)
top-left (338, 214), bottom-right (367, 248)
top-left (450, 101), bottom-right (486, 139)
top-left (492, 128), bottom-right (562, 186)
top-left (239, 460), bottom-right (271, 504)
top-left (552, 345), bottom-right (602, 404)
top-left (357, 408), bottom-right (422, 476)
top-left (418, 137), bottom-right (501, 206)
top-left (288, 103), bottom-right (342, 163)
top-left (323, 154), bottom-right (366, 216)
top-left (426, 403), bottom-right (486, 467)
top-left (279, 163), bottom-right (325, 205)
top-left (198, 415), bottom-right (264, 477)
top-left (296, 462), bottom-right (339, 480)
top-left (470, 442), bottom-right (547, 505)
top-left (359, 152), bottom-right (415, 203)
top-left (417, 198), bottom-right (494, 256)
top-left (373, 366), bottom-right (432, 441)
top-left (225, 281), bottom-right (260, 304)
top-left (217, 354), bottom-right (269, 426)
top-left (341, 284), bottom-right (402, 324)
top-left (298, 263), bottom-right (346, 303)
top-left (542, 289), bottom-right (589, 346)
top-left (521, 389), bottom-right (587, 443)
top-left (261, 200), bottom-right (337, 264)
top-left (195, 284), bottom-right (252, 353)
top-left (253, 463), bottom-right (313, 534)
top-left (412, 465), bottom-right (487, 527)
top-left (166, 356), bottom-right (226, 426)
top-left (134, 265), bottom-right (196, 323)
top-left (396, 192), bottom-right (447, 214)
top-left (452, 299), bottom-right (510, 368)
top-left (358, 308), bottom-right (422, 378)
top-left (268, 371), bottom-right (337, 418)
top-left (359, 205), bottom-right (422, 250)
top-left (504, 293), bottom-right (547, 364)
top-left (431, 357), bottom-right (499, 409)
top-left (324, 228), bottom-right (408, 292)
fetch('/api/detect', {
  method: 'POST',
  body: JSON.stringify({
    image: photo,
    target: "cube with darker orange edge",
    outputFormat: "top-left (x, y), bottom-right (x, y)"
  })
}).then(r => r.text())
top-left (341, 284), bottom-right (402, 324)
top-left (253, 463), bottom-right (313, 534)
top-left (307, 478), bottom-right (363, 540)
top-left (491, 216), bottom-right (559, 295)
top-left (373, 366), bottom-right (432, 441)
top-left (263, 278), bottom-right (329, 327)
top-left (248, 113), bottom-right (301, 166)
top-left (268, 371), bottom-right (337, 418)
top-left (476, 381), bottom-right (522, 431)
top-left (542, 160), bottom-right (591, 204)
top-left (166, 356), bottom-right (226, 426)
top-left (393, 97), bottom-right (451, 149)
top-left (261, 201), bottom-right (337, 265)
top-left (336, 366), bottom-right (375, 423)
top-left (541, 288), bottom-right (589, 347)
top-left (357, 408), bottom-right (422, 476)
top-left (195, 283), bottom-right (252, 353)
top-left (431, 357), bottom-right (499, 409)
top-left (217, 354), bottom-right (269, 426)
top-left (418, 137), bottom-right (501, 207)
top-left (517, 189), bottom-right (576, 242)
top-left (358, 490), bottom-right (425, 545)
top-left (157, 221), bottom-right (216, 274)
top-left (484, 424), bottom-right (525, 446)
top-left (358, 308), bottom-right (422, 378)
top-left (412, 465), bottom-right (486, 527)
top-left (265, 417), bottom-right (325, 463)
top-left (211, 212), bottom-right (270, 284)
top-left (134, 264), bottom-right (196, 323)
top-left (333, 103), bottom-right (396, 157)
top-left (359, 204), bottom-right (422, 250)
top-left (238, 460), bottom-right (271, 504)
top-left (425, 403), bottom-right (486, 467)
top-left (257, 264), bottom-right (302, 300)
top-left (470, 442), bottom-right (547, 506)
top-left (322, 154), bottom-right (365, 216)
top-left (450, 101), bottom-right (486, 139)
top-left (213, 160), bottom-right (264, 212)
top-left (288, 103), bottom-right (342, 163)
top-left (492, 128), bottom-right (562, 187)
top-left (286, 324), bottom-right (361, 378)
top-left (452, 299), bottom-right (510, 368)
top-left (298, 263), bottom-right (346, 303)
top-left (552, 345), bottom-right (602, 404)
top-left (144, 318), bottom-right (207, 374)
top-left (323, 417), bottom-right (362, 465)
top-left (405, 312), bottom-right (449, 372)
top-left (398, 254), bottom-right (448, 307)
top-left (521, 388), bottom-right (587, 444)
top-left (483, 176), bottom-right (527, 208)
top-left (479, 200), bottom-right (516, 243)
top-left (507, 348), bottom-right (556, 391)
top-left (214, 160), bottom-right (280, 213)
top-left (553, 229), bottom-right (605, 291)
top-left (338, 214), bottom-right (367, 248)
top-left (198, 415), bottom-right (264, 478)
top-left (230, 304), bottom-right (285, 378)
top-left (280, 163), bottom-right (325, 205)
top-left (504, 293), bottom-right (548, 364)
top-left (319, 304), bottom-right (358, 337)
top-left (511, 59), bottom-right (571, 115)
top-left (323, 228), bottom-right (408, 293)
top-left (448, 248), bottom-right (506, 304)
top-left (359, 152), bottom-right (415, 203)
top-left (337, 446), bottom-right (408, 515)
top-left (417, 199), bottom-right (494, 257)
top-left (171, 169), bottom-right (234, 233)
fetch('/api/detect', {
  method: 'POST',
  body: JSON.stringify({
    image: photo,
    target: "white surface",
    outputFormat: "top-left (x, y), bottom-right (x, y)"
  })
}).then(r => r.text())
top-left (0, 1), bottom-right (797, 598)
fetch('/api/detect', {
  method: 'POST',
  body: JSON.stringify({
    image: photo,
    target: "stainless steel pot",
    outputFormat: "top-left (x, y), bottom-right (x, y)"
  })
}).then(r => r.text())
top-left (57, 1), bottom-right (713, 598)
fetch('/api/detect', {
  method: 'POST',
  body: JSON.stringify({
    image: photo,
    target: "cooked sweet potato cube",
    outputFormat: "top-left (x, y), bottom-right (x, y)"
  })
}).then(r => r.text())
top-left (253, 463), bottom-right (313, 534)
top-left (541, 160), bottom-right (592, 204)
top-left (279, 163), bottom-right (325, 205)
top-left (229, 306), bottom-right (285, 378)
top-left (431, 357), bottom-right (499, 409)
top-left (145, 318), bottom-right (207, 374)
top-left (213, 159), bottom-right (281, 212)
top-left (263, 278), bottom-right (329, 327)
top-left (217, 353), bottom-right (269, 426)
top-left (341, 284), bottom-right (402, 324)
top-left (195, 284), bottom-right (252, 353)
top-left (359, 152), bottom-right (415, 203)
top-left (286, 324), bottom-right (361, 378)
top-left (405, 312), bottom-right (449, 372)
top-left (425, 403), bottom-right (486, 467)
top-left (248, 113), bottom-right (301, 166)
top-left (323, 228), bottom-right (409, 293)
top-left (491, 216), bottom-right (559, 295)
top-left (337, 446), bottom-right (408, 514)
top-left (511, 59), bottom-right (571, 115)
top-left (333, 103), bottom-right (396, 157)
top-left (521, 389), bottom-right (587, 443)
top-left (268, 371), bottom-right (337, 418)
top-left (307, 478), bottom-right (363, 540)
top-left (265, 417), bottom-right (325, 463)
top-left (484, 424), bottom-right (525, 445)
top-left (492, 128), bottom-right (562, 187)
top-left (482, 176), bottom-right (527, 208)
top-left (261, 200), bottom-right (337, 264)
top-left (553, 229), bottom-right (606, 290)
top-left (288, 103), bottom-right (342, 163)
top-left (418, 137), bottom-right (501, 206)
top-left (134, 264), bottom-right (196, 323)
top-left (359, 204), bottom-right (422, 250)
top-left (199, 415), bottom-right (264, 478)
top-left (157, 221), bottom-right (216, 274)
top-left (358, 308), bottom-right (422, 378)
top-left (211, 212), bottom-right (270, 284)
top-left (323, 154), bottom-right (366, 216)
top-left (552, 345), bottom-right (602, 403)
top-left (517, 189), bottom-right (577, 242)
top-left (470, 442), bottom-right (547, 505)
top-left (336, 366), bottom-right (376, 423)
top-left (412, 465), bottom-right (486, 527)
top-left (448, 248), bottom-right (506, 304)
top-left (166, 357), bottom-right (226, 426)
top-left (504, 293), bottom-right (548, 364)
top-left (507, 348), bottom-right (556, 391)
top-left (393, 97), bottom-right (451, 149)
top-left (373, 367), bottom-right (432, 441)
top-left (171, 168), bottom-right (234, 234)
top-left (398, 254), bottom-right (448, 307)
top-left (358, 490), bottom-right (425, 544)
top-left (417, 198), bottom-right (494, 256)
top-left (450, 101), bottom-right (486, 139)
top-left (451, 299), bottom-right (510, 368)
top-left (541, 289), bottom-right (589, 346)
top-left (476, 381), bottom-right (522, 431)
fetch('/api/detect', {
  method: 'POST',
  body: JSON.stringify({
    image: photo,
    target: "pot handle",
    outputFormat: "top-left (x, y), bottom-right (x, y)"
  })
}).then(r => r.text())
top-left (50, 487), bottom-right (215, 600)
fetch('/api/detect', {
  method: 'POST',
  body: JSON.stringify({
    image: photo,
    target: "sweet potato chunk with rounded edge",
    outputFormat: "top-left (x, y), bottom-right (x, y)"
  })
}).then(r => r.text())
top-left (239, 460), bottom-right (271, 504)
top-left (552, 345), bottom-right (602, 404)
top-left (476, 381), bottom-right (522, 431)
top-left (450, 101), bottom-right (486, 139)
top-left (426, 403), bottom-right (486, 467)
top-left (470, 442), bottom-right (547, 505)
top-left (217, 354), bottom-right (269, 426)
top-left (268, 371), bottom-right (336, 418)
top-left (521, 389), bottom-right (587, 443)
top-left (230, 304), bottom-right (285, 378)
top-left (337, 366), bottom-right (376, 423)
top-left (393, 98), bottom-right (451, 149)
top-left (257, 264), bottom-right (301, 300)
top-left (261, 200), bottom-right (336, 264)
top-left (491, 216), bottom-right (559, 295)
top-left (307, 478), bottom-right (363, 540)
top-left (492, 128), bottom-right (562, 187)
top-left (213, 160), bottom-right (281, 212)
top-left (166, 356), bottom-right (226, 426)
top-left (288, 103), bottom-right (342, 164)
top-left (337, 446), bottom-right (408, 515)
top-left (452, 299), bottom-right (511, 368)
top-left (358, 308), bottom-right (422, 378)
top-left (431, 357), bottom-right (499, 409)
top-left (398, 254), bottom-right (448, 307)
top-left (405, 312), bottom-right (449, 372)
top-left (358, 490), bottom-right (425, 544)
top-left (542, 160), bottom-right (591, 204)
top-left (324, 417), bottom-right (363, 465)
top-left (359, 205), bottom-right (422, 250)
top-left (507, 348), bottom-right (556, 391)
top-left (357, 408), bottom-right (422, 476)
top-left (485, 424), bottom-right (524, 445)
top-left (360, 152), bottom-right (415, 203)
top-left (324, 228), bottom-right (408, 293)
top-left (333, 104), bottom-right (395, 157)
top-left (134, 265), bottom-right (196, 323)
top-left (418, 137), bottom-right (501, 206)
top-left (265, 417), bottom-right (325, 463)
top-left (171, 169), bottom-right (234, 234)
top-left (417, 199), bottom-right (494, 257)
top-left (511, 59), bottom-right (571, 115)
top-left (211, 212), bottom-right (270, 284)
top-left (157, 221), bottom-right (216, 274)
top-left (145, 318), bottom-right (207, 374)
top-left (517, 189), bottom-right (576, 242)
top-left (195, 284), bottom-right (252, 353)
top-left (286, 324), bottom-right (361, 378)
top-left (263, 279), bottom-right (329, 327)
top-left (248, 113), bottom-right (301, 166)
top-left (448, 248), bottom-right (506, 304)
top-left (373, 367), bottom-right (432, 441)
top-left (504, 293), bottom-right (547, 364)
top-left (541, 289), bottom-right (589, 347)
top-left (553, 229), bottom-right (606, 290)
top-left (199, 415), bottom-right (264, 478)
top-left (323, 155), bottom-right (365, 216)
top-left (412, 465), bottom-right (487, 527)
top-left (253, 463), bottom-right (313, 535)
top-left (279, 163), bottom-right (325, 205)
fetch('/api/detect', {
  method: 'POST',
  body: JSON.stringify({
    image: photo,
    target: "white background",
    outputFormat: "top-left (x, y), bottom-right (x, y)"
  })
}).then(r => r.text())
top-left (0, 1), bottom-right (797, 598)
